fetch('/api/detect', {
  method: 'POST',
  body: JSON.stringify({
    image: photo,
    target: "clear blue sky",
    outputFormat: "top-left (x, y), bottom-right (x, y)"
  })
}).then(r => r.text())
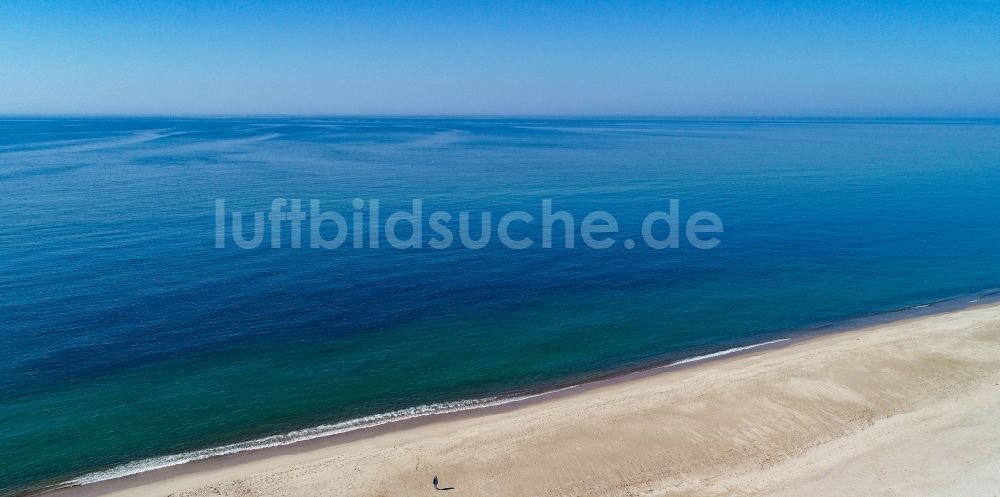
top-left (1, 0), bottom-right (998, 116)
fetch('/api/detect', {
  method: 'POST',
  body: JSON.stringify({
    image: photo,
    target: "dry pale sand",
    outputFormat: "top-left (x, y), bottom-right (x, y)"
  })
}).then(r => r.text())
top-left (53, 303), bottom-right (1000, 497)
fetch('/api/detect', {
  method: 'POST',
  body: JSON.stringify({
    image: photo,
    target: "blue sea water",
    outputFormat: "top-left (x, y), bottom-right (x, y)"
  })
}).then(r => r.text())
top-left (1, 117), bottom-right (999, 495)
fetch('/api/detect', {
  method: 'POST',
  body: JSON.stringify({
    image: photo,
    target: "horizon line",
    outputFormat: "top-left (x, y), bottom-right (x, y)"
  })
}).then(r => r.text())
top-left (1, 114), bottom-right (999, 120)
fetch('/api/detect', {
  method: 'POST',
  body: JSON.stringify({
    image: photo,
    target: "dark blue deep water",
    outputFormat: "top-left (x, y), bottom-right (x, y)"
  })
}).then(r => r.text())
top-left (2, 118), bottom-right (999, 494)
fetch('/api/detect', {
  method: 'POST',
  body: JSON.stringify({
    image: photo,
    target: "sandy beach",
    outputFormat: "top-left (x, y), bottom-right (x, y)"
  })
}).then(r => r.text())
top-left (49, 303), bottom-right (1000, 497)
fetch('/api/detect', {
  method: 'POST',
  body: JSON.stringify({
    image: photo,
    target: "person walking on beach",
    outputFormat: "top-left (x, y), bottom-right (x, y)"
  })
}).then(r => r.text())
top-left (433, 475), bottom-right (439, 490)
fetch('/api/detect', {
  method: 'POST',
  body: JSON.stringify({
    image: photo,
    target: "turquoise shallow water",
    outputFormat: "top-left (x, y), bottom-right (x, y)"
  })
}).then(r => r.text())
top-left (1, 118), bottom-right (1000, 495)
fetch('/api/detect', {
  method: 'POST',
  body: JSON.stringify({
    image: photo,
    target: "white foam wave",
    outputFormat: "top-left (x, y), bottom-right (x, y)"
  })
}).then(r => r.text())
top-left (64, 387), bottom-right (570, 487)
top-left (667, 338), bottom-right (790, 367)
top-left (63, 338), bottom-right (790, 488)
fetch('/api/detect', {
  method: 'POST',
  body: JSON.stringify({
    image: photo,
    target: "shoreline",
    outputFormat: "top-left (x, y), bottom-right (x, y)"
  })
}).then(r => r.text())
top-left (40, 295), bottom-right (1000, 497)
top-left (36, 335), bottom-right (801, 496)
